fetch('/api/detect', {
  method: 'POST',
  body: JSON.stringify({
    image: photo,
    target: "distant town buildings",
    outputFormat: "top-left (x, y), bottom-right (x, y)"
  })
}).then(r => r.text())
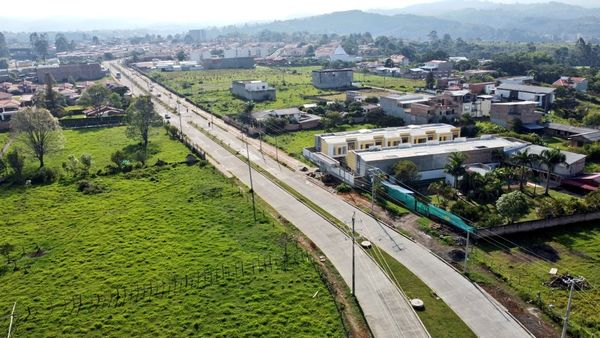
top-left (315, 45), bottom-right (356, 63)
top-left (230, 80), bottom-right (276, 101)
top-left (252, 108), bottom-right (322, 131)
top-left (35, 63), bottom-right (106, 83)
top-left (421, 60), bottom-right (453, 78)
top-left (188, 29), bottom-right (207, 43)
top-left (552, 76), bottom-right (588, 93)
top-left (495, 83), bottom-right (556, 111)
top-left (201, 57), bottom-right (255, 70)
top-left (312, 69), bottom-right (354, 90)
top-left (490, 101), bottom-right (543, 129)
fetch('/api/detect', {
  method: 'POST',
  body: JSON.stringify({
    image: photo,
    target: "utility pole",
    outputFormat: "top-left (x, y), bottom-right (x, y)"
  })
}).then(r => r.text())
top-left (463, 231), bottom-right (470, 274)
top-left (275, 137), bottom-right (279, 164)
top-left (370, 171), bottom-right (377, 214)
top-left (259, 132), bottom-right (263, 153)
top-left (178, 106), bottom-right (183, 136)
top-left (7, 302), bottom-right (16, 338)
top-left (352, 212), bottom-right (356, 296)
top-left (561, 277), bottom-right (582, 338)
top-left (245, 140), bottom-right (257, 224)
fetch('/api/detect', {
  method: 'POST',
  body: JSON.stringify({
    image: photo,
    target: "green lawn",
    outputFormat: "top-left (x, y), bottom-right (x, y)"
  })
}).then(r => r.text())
top-left (356, 73), bottom-right (425, 92)
top-left (368, 248), bottom-right (476, 338)
top-left (0, 131), bottom-right (9, 150)
top-left (147, 66), bottom-right (341, 117)
top-left (0, 126), bottom-right (345, 337)
top-left (263, 123), bottom-right (375, 159)
top-left (148, 66), bottom-right (426, 118)
top-left (472, 221), bottom-right (600, 337)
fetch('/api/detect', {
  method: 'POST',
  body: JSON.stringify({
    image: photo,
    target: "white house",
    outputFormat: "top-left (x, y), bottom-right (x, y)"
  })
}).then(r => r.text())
top-left (495, 84), bottom-right (556, 111)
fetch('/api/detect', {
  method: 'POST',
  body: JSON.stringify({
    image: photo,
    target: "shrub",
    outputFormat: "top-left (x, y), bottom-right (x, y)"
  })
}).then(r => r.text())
top-left (110, 150), bottom-right (126, 170)
top-left (585, 190), bottom-right (600, 210)
top-left (537, 199), bottom-right (564, 219)
top-left (30, 167), bottom-right (58, 185)
top-left (77, 180), bottom-right (106, 194)
top-left (336, 183), bottom-right (352, 193)
top-left (450, 200), bottom-right (484, 223)
top-left (496, 191), bottom-right (529, 223)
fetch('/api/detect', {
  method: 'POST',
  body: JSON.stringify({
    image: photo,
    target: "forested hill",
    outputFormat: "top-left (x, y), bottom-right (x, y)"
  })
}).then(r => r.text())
top-left (219, 2), bottom-right (600, 42)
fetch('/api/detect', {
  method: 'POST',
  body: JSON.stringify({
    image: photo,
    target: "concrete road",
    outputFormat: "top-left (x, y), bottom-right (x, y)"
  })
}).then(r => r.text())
top-left (107, 62), bottom-right (430, 338)
top-left (109, 61), bottom-right (533, 337)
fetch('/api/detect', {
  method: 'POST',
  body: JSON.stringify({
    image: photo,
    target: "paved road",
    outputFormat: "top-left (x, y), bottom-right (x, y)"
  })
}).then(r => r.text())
top-left (108, 62), bottom-right (430, 338)
top-left (110, 61), bottom-right (534, 337)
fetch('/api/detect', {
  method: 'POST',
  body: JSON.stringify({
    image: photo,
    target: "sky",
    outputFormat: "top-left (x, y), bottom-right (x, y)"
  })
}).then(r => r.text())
top-left (3, 0), bottom-right (600, 30)
top-left (6, 0), bottom-right (436, 25)
top-left (0, 0), bottom-right (532, 26)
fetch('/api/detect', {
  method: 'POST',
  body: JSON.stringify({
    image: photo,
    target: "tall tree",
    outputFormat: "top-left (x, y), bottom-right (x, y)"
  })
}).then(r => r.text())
top-left (6, 148), bottom-right (25, 183)
top-left (425, 71), bottom-right (435, 90)
top-left (30, 32), bottom-right (49, 60)
top-left (539, 149), bottom-right (567, 195)
top-left (511, 149), bottom-right (534, 191)
top-left (54, 33), bottom-right (70, 52)
top-left (0, 32), bottom-right (8, 58)
top-left (444, 152), bottom-right (466, 189)
top-left (78, 84), bottom-right (112, 109)
top-left (393, 160), bottom-right (420, 185)
top-left (125, 96), bottom-right (160, 153)
top-left (10, 108), bottom-right (64, 168)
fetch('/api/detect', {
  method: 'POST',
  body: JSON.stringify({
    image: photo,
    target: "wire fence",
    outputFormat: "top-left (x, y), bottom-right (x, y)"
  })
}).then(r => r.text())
top-left (7, 247), bottom-right (312, 327)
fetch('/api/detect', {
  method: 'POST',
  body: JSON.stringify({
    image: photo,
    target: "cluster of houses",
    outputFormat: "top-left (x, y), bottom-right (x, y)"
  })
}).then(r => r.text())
top-left (303, 123), bottom-right (588, 191)
top-left (1, 62), bottom-right (107, 84)
top-left (0, 79), bottom-right (126, 130)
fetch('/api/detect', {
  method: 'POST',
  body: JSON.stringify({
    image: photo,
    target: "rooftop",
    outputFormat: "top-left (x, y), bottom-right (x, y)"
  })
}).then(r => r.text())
top-left (508, 144), bottom-right (586, 165)
top-left (496, 83), bottom-right (556, 94)
top-left (313, 68), bottom-right (353, 73)
top-left (318, 124), bottom-right (459, 144)
top-left (547, 123), bottom-right (596, 135)
top-left (492, 100), bottom-right (539, 106)
top-left (356, 136), bottom-right (526, 162)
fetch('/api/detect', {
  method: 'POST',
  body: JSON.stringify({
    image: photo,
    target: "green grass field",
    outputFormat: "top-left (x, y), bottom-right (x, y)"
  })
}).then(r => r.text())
top-left (147, 66), bottom-right (425, 117)
top-left (472, 221), bottom-right (600, 337)
top-left (0, 127), bottom-right (345, 337)
top-left (0, 131), bottom-right (9, 150)
top-left (356, 73), bottom-right (425, 92)
top-left (148, 66), bottom-right (340, 117)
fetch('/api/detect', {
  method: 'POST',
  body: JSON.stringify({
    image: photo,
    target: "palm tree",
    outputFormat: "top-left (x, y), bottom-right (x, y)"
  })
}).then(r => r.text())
top-left (444, 152), bottom-right (467, 189)
top-left (539, 149), bottom-right (567, 195)
top-left (494, 167), bottom-right (518, 192)
top-left (511, 149), bottom-right (533, 191)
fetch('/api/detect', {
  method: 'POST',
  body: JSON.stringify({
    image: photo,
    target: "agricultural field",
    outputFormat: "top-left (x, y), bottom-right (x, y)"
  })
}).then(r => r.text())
top-left (470, 221), bottom-right (600, 337)
top-left (147, 66), bottom-right (425, 117)
top-left (147, 66), bottom-right (340, 117)
top-left (263, 123), bottom-right (375, 159)
top-left (355, 72), bottom-right (425, 92)
top-left (0, 127), bottom-right (345, 337)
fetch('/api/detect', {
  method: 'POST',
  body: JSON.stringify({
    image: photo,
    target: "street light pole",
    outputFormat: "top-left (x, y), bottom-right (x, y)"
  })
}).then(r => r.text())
top-left (370, 171), bottom-right (377, 214)
top-left (352, 212), bottom-right (356, 296)
top-left (245, 140), bottom-right (257, 224)
top-left (561, 278), bottom-right (578, 338)
top-left (463, 231), bottom-right (470, 274)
